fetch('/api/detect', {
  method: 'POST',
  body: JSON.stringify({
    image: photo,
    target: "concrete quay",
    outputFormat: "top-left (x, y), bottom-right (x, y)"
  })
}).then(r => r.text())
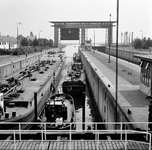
top-left (81, 50), bottom-right (149, 130)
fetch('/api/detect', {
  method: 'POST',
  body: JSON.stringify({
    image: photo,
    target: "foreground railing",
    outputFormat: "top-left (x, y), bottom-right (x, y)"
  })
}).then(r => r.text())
top-left (0, 129), bottom-right (151, 150)
top-left (0, 122), bottom-right (151, 150)
top-left (0, 121), bottom-right (151, 131)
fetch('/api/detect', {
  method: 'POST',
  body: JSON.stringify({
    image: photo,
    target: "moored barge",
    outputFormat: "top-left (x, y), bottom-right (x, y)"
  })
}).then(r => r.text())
top-left (44, 93), bottom-right (76, 130)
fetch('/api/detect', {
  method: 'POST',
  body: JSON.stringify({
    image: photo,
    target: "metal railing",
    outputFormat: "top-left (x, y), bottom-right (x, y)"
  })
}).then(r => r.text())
top-left (0, 121), bottom-right (151, 131)
top-left (0, 130), bottom-right (151, 150)
top-left (0, 122), bottom-right (151, 150)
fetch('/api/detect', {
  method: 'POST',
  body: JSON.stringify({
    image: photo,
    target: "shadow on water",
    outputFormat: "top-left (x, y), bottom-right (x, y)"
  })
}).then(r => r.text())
top-left (85, 77), bottom-right (103, 123)
top-left (72, 77), bottom-right (105, 130)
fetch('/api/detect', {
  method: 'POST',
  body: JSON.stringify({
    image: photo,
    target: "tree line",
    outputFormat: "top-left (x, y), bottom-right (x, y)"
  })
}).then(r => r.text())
top-left (0, 32), bottom-right (55, 55)
top-left (20, 37), bottom-right (53, 48)
top-left (120, 31), bottom-right (152, 50)
top-left (133, 37), bottom-right (152, 49)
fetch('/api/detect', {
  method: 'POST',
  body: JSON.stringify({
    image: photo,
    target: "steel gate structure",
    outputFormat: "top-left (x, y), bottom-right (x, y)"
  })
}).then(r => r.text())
top-left (49, 21), bottom-right (116, 47)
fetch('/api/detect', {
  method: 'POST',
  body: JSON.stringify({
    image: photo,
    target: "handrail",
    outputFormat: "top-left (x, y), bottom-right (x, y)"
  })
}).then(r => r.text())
top-left (0, 121), bottom-right (151, 148)
top-left (0, 128), bottom-right (150, 150)
top-left (0, 121), bottom-right (151, 128)
top-left (0, 122), bottom-right (151, 136)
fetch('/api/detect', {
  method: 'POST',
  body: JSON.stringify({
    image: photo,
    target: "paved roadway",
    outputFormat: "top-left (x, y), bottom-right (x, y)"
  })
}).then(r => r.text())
top-left (83, 50), bottom-right (149, 130)
top-left (0, 48), bottom-right (59, 65)
top-left (0, 51), bottom-right (42, 65)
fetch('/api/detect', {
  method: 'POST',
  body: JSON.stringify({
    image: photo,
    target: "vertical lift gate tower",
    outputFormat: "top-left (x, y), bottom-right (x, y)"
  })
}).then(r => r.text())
top-left (50, 21), bottom-right (116, 47)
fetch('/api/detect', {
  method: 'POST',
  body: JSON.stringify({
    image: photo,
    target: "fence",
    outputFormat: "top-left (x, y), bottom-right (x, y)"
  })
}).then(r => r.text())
top-left (0, 122), bottom-right (151, 150)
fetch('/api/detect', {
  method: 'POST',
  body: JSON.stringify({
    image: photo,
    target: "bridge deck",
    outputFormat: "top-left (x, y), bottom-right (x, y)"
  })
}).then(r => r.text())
top-left (0, 140), bottom-right (149, 150)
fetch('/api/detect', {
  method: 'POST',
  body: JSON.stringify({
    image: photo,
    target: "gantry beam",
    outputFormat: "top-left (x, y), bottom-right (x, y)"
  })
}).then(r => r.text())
top-left (50, 21), bottom-right (116, 28)
top-left (49, 21), bottom-right (116, 47)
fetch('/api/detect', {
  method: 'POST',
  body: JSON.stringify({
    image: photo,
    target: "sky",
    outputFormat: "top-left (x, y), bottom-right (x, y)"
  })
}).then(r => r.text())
top-left (0, 0), bottom-right (152, 44)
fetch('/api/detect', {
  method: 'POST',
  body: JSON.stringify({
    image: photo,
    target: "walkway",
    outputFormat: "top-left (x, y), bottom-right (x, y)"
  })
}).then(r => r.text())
top-left (82, 50), bottom-right (150, 130)
top-left (0, 140), bottom-right (149, 150)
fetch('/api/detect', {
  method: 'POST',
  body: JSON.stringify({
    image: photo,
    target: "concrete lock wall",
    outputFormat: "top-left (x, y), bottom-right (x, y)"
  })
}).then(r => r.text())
top-left (0, 52), bottom-right (45, 81)
top-left (80, 51), bottom-right (136, 130)
top-left (105, 47), bottom-right (145, 65)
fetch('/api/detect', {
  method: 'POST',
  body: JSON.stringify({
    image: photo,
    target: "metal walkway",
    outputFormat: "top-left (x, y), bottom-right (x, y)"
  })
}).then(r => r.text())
top-left (0, 122), bottom-right (151, 150)
top-left (0, 140), bottom-right (150, 150)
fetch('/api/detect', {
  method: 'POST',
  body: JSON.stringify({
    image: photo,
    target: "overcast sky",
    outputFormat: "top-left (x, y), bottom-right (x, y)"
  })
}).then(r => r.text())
top-left (0, 0), bottom-right (151, 44)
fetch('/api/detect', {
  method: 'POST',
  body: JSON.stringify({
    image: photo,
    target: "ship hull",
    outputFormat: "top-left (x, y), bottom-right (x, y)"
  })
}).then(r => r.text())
top-left (44, 93), bottom-right (76, 130)
top-left (62, 80), bottom-right (85, 96)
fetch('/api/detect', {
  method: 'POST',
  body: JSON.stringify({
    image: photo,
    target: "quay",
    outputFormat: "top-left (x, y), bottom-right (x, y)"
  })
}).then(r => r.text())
top-left (80, 49), bottom-right (150, 130)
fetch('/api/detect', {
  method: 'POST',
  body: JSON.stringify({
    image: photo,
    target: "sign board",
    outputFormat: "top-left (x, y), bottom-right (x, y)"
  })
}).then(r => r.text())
top-left (61, 28), bottom-right (79, 40)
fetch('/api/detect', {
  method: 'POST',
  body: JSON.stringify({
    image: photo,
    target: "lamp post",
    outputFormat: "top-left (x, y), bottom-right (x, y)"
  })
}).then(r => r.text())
top-left (47, 34), bottom-right (51, 51)
top-left (39, 30), bottom-right (42, 52)
top-left (39, 30), bottom-right (42, 39)
top-left (140, 30), bottom-right (143, 39)
top-left (49, 34), bottom-right (51, 40)
top-left (94, 29), bottom-right (95, 47)
top-left (140, 30), bottom-right (143, 49)
top-left (121, 32), bottom-right (123, 46)
top-left (17, 22), bottom-right (21, 56)
top-left (115, 0), bottom-right (119, 129)
top-left (108, 13), bottom-right (111, 63)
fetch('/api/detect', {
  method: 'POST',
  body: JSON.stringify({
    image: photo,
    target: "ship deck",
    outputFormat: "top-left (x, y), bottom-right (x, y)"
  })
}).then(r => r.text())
top-left (0, 53), bottom-right (62, 121)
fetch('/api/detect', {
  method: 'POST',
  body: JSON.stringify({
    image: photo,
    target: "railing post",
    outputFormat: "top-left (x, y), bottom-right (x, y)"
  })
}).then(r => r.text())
top-left (124, 130), bottom-right (127, 150)
top-left (19, 123), bottom-right (21, 141)
top-left (34, 92), bottom-right (38, 122)
top-left (69, 123), bottom-right (72, 150)
top-left (149, 132), bottom-right (151, 150)
top-left (97, 130), bottom-right (99, 150)
top-left (44, 123), bottom-right (46, 141)
top-left (120, 122), bottom-right (122, 140)
top-left (146, 122), bottom-right (149, 141)
top-left (95, 122), bottom-right (97, 131)
top-left (41, 128), bottom-right (44, 150)
top-left (13, 130), bottom-right (17, 150)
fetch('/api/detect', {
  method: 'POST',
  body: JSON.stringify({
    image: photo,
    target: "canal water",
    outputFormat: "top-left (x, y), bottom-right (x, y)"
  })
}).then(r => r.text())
top-left (57, 45), bottom-right (100, 130)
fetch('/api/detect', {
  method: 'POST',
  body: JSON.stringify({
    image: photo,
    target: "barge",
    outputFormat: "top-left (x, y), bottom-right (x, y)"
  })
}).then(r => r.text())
top-left (44, 93), bottom-right (76, 130)
top-left (0, 54), bottom-right (63, 130)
